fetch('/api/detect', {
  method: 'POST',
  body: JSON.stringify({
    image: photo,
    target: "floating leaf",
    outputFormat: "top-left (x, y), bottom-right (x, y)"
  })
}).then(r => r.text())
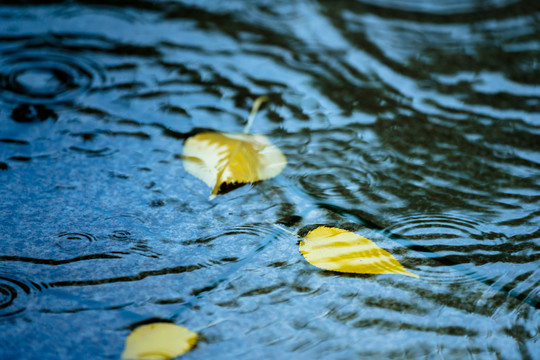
top-left (299, 226), bottom-right (418, 278)
top-left (121, 323), bottom-right (198, 359)
top-left (182, 132), bottom-right (286, 197)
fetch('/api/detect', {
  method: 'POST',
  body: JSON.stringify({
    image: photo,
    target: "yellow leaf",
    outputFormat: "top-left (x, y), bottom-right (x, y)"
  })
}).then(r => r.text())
top-left (182, 132), bottom-right (287, 197)
top-left (121, 323), bottom-right (198, 359)
top-left (299, 226), bottom-right (418, 278)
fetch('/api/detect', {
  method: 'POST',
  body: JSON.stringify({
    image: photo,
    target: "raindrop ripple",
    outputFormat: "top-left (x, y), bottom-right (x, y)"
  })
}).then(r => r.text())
top-left (0, 48), bottom-right (104, 105)
top-left (0, 274), bottom-right (40, 319)
top-left (384, 214), bottom-right (492, 285)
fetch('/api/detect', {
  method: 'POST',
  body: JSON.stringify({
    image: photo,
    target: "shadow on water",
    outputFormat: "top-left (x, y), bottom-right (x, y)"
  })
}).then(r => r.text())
top-left (0, 0), bottom-right (539, 359)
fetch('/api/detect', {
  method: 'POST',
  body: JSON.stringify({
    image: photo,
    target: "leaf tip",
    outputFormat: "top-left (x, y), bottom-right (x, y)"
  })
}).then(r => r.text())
top-left (395, 268), bottom-right (419, 278)
top-left (405, 271), bottom-right (420, 279)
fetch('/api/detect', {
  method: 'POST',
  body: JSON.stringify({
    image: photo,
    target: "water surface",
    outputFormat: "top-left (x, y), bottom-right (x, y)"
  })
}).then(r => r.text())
top-left (0, 1), bottom-right (539, 359)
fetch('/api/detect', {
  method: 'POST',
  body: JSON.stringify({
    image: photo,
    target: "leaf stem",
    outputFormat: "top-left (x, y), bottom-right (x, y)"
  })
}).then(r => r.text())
top-left (267, 220), bottom-right (301, 238)
top-left (243, 95), bottom-right (269, 134)
top-left (193, 318), bottom-right (228, 332)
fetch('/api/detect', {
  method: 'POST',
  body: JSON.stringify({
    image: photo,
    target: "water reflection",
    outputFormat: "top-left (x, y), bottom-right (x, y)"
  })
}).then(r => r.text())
top-left (0, 0), bottom-right (538, 359)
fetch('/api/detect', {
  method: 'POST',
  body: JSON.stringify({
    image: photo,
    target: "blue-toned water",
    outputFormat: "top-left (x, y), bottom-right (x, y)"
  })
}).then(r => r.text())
top-left (0, 1), bottom-right (539, 359)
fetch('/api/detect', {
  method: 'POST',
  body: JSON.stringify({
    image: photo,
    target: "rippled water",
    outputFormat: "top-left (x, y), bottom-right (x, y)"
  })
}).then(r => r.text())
top-left (0, 0), bottom-right (539, 359)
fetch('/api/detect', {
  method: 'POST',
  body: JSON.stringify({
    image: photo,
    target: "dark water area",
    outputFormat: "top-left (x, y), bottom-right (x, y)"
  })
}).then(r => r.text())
top-left (0, 0), bottom-right (539, 359)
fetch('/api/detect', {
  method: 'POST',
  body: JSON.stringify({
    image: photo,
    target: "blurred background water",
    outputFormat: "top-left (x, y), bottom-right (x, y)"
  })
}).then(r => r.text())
top-left (0, 0), bottom-right (539, 359)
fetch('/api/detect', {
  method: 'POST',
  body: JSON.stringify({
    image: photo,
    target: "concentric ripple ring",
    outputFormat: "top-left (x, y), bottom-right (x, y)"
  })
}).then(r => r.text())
top-left (0, 48), bottom-right (104, 104)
